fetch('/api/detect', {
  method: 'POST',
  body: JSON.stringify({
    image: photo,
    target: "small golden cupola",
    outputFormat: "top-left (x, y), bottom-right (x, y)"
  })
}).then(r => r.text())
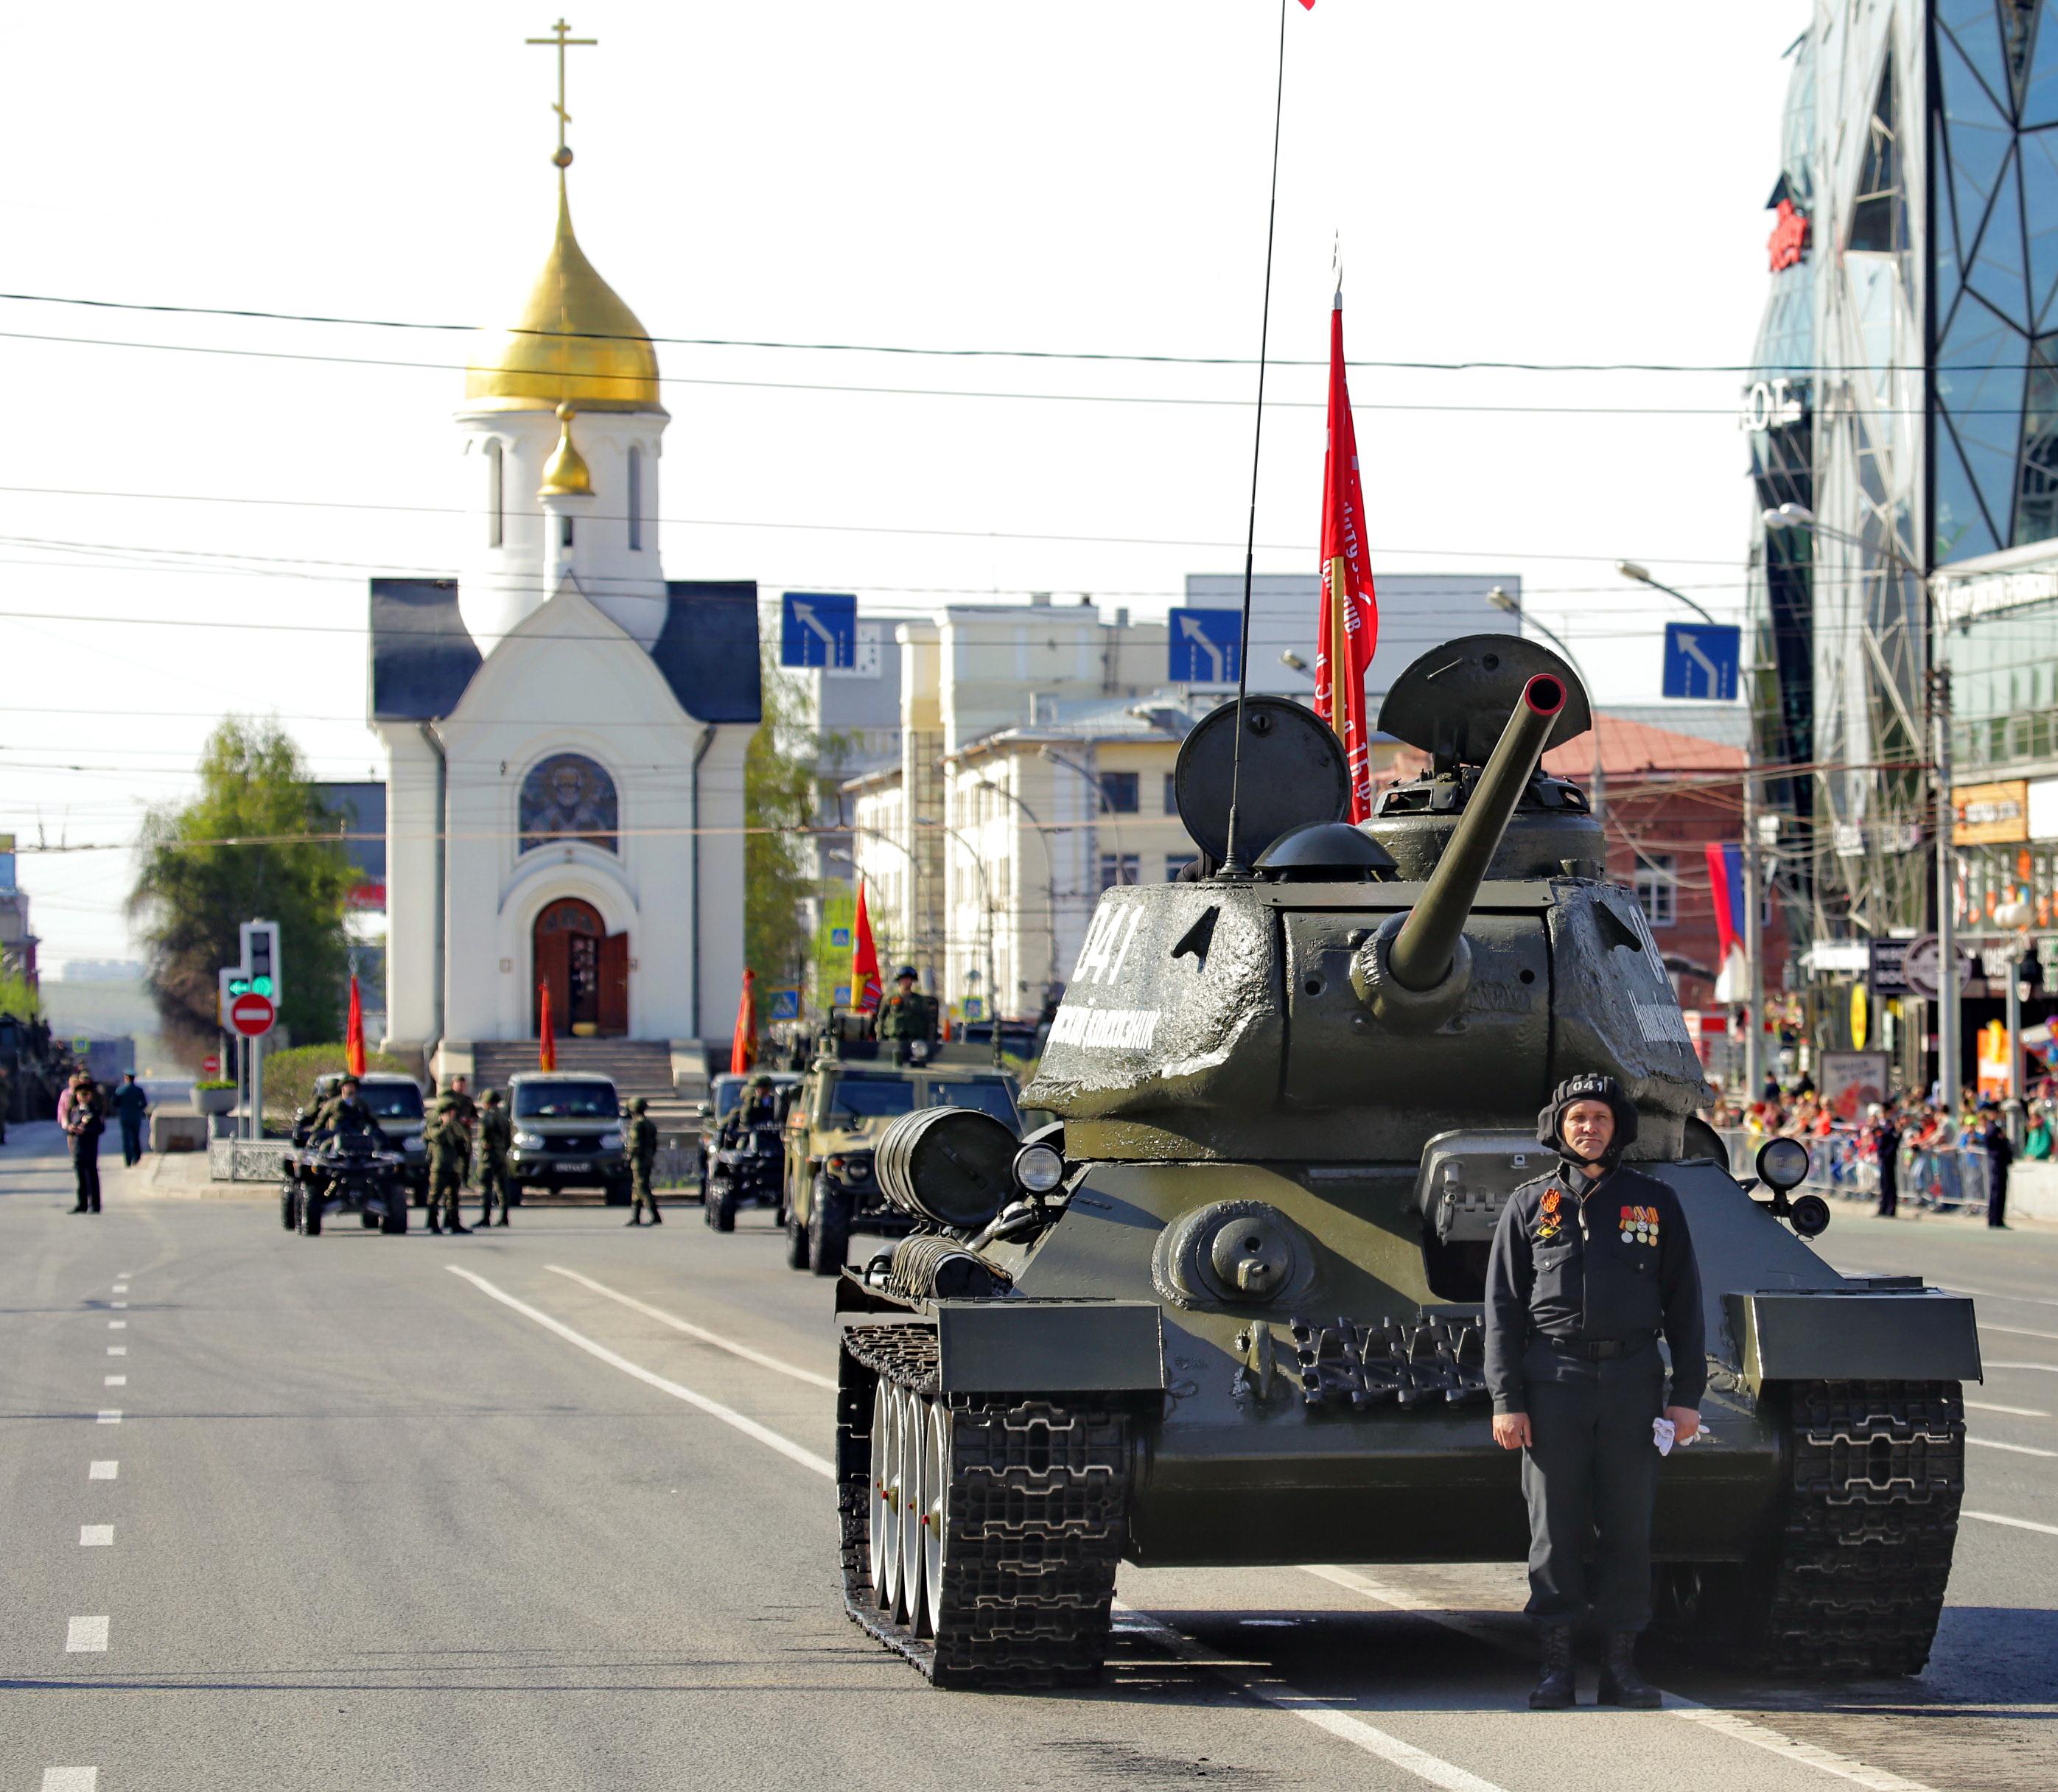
top-left (539, 402), bottom-right (593, 497)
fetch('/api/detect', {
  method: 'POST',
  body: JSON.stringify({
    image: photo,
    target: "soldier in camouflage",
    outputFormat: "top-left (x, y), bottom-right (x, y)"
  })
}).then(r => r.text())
top-left (626, 1096), bottom-right (662, 1226)
top-left (875, 967), bottom-right (939, 1065)
top-left (475, 1089), bottom-right (512, 1228)
top-left (424, 1094), bottom-right (473, 1235)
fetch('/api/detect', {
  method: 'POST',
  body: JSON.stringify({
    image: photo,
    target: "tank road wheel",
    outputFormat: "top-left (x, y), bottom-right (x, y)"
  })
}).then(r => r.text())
top-left (808, 1177), bottom-right (850, 1276)
top-left (837, 1326), bottom-right (1131, 1688)
top-left (1655, 1379), bottom-right (1965, 1676)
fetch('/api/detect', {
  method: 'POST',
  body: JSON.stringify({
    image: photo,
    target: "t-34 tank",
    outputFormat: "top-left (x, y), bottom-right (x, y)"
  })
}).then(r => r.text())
top-left (833, 633), bottom-right (1979, 1689)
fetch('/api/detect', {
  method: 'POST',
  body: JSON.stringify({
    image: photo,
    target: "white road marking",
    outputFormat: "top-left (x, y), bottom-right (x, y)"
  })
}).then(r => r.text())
top-left (1965, 1401), bottom-right (2048, 1417)
top-left (544, 1264), bottom-right (839, 1390)
top-left (1967, 1508), bottom-right (2058, 1537)
top-left (43, 1771), bottom-right (98, 1791)
top-left (456, 1266), bottom-right (1512, 1792)
top-left (446, 1267), bottom-right (834, 1477)
top-left (103, 1376), bottom-right (125, 1387)
top-left (64, 1617), bottom-right (108, 1653)
top-left (1306, 1564), bottom-right (1942, 1792)
top-left (107, 1321), bottom-right (125, 1331)
top-left (111, 1301), bottom-right (127, 1309)
top-left (87, 1461), bottom-right (116, 1480)
top-left (1987, 1360), bottom-right (2058, 1373)
top-left (1968, 1436), bottom-right (2058, 1457)
top-left (79, 1526), bottom-right (112, 1547)
top-left (1979, 1323), bottom-right (2058, 1342)
top-left (95, 1410), bottom-right (121, 1425)
top-left (105, 1347), bottom-right (125, 1357)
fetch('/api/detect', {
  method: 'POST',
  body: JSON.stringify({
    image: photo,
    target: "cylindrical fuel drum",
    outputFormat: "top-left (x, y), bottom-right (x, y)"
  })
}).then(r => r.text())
top-left (874, 1106), bottom-right (1019, 1231)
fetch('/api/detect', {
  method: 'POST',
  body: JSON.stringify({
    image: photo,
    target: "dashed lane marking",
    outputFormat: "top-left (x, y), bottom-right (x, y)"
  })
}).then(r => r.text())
top-left (1965, 1401), bottom-right (2048, 1417)
top-left (111, 1301), bottom-right (127, 1309)
top-left (64, 1617), bottom-right (108, 1653)
top-left (105, 1347), bottom-right (125, 1357)
top-left (1967, 1509), bottom-right (2058, 1537)
top-left (1968, 1436), bottom-right (2058, 1457)
top-left (87, 1462), bottom-right (116, 1480)
top-left (1305, 1565), bottom-right (1942, 1792)
top-left (103, 1376), bottom-right (125, 1387)
top-left (107, 1321), bottom-right (125, 1331)
top-left (1978, 1323), bottom-right (2058, 1342)
top-left (544, 1263), bottom-right (839, 1390)
top-left (452, 1266), bottom-right (1518, 1792)
top-left (79, 1526), bottom-right (112, 1547)
top-left (43, 1770), bottom-right (98, 1791)
top-left (95, 1410), bottom-right (121, 1426)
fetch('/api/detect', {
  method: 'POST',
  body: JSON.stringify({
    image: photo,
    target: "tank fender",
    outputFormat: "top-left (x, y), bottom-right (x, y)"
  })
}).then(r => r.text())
top-left (932, 1299), bottom-right (1165, 1395)
top-left (1725, 1290), bottom-right (1982, 1390)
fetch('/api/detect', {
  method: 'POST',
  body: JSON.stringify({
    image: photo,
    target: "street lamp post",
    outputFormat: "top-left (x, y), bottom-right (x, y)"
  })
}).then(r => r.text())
top-left (1619, 560), bottom-right (1763, 1099)
top-left (1487, 587), bottom-right (1603, 820)
top-left (976, 774), bottom-right (1061, 1008)
top-left (1764, 503), bottom-right (1956, 1107)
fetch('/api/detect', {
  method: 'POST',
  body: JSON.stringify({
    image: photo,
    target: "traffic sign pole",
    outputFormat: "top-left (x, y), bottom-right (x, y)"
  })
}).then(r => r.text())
top-left (1934, 668), bottom-right (1960, 1107)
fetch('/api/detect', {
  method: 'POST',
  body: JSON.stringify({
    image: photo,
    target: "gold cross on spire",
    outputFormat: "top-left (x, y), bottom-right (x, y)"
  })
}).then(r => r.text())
top-left (525, 18), bottom-right (597, 169)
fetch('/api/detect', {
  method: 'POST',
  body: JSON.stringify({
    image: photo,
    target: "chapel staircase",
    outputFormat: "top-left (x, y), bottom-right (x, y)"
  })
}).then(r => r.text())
top-left (469, 1038), bottom-right (699, 1135)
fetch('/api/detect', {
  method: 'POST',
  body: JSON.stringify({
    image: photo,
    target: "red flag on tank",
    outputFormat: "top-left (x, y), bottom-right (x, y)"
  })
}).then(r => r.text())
top-left (731, 968), bottom-right (757, 1075)
top-left (852, 882), bottom-right (883, 1015)
top-left (1312, 290), bottom-right (1380, 822)
top-left (345, 974), bottom-right (365, 1077)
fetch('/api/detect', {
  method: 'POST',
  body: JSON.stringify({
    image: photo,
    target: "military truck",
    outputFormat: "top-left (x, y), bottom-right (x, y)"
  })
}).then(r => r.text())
top-left (830, 636), bottom-right (1978, 1690)
top-left (783, 1022), bottom-right (1021, 1275)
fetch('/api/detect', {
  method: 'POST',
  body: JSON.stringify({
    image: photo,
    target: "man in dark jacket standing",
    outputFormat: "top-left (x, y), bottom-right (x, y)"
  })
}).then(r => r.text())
top-left (1978, 1104), bottom-right (2015, 1228)
top-left (1869, 1104), bottom-right (1901, 1219)
top-left (65, 1074), bottom-right (108, 1214)
top-left (1485, 1072), bottom-right (1705, 1711)
top-left (111, 1073), bottom-right (150, 1167)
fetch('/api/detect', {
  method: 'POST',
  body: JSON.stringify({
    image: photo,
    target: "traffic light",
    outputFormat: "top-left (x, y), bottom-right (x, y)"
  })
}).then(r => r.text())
top-left (238, 920), bottom-right (282, 1004)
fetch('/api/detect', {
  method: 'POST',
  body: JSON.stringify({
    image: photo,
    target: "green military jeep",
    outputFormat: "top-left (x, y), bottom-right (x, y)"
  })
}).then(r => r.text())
top-left (781, 1049), bottom-right (1021, 1276)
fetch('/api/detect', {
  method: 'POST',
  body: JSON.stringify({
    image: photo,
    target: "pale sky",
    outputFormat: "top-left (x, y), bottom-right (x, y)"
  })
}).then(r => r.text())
top-left (2, 1), bottom-right (1803, 963)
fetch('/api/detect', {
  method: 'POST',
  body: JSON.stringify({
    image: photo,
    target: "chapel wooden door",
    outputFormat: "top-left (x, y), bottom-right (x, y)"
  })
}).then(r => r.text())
top-left (533, 898), bottom-right (603, 1035)
top-left (598, 932), bottom-right (629, 1036)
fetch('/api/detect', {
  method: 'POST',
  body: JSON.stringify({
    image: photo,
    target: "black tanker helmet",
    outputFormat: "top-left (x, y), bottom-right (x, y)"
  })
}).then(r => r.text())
top-left (894, 965), bottom-right (918, 984)
top-left (1536, 1072), bottom-right (1639, 1165)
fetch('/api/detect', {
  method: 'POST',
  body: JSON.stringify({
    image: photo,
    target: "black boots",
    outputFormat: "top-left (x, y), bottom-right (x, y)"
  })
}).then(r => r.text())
top-left (1597, 1631), bottom-right (1661, 1709)
top-left (1529, 1626), bottom-right (1575, 1709)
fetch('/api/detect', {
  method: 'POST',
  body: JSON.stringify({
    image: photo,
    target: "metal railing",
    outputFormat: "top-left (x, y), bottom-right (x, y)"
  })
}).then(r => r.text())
top-left (1715, 1125), bottom-right (2001, 1214)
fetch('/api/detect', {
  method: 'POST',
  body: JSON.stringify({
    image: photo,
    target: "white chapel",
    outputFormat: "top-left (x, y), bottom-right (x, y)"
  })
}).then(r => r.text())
top-left (368, 95), bottom-right (758, 1074)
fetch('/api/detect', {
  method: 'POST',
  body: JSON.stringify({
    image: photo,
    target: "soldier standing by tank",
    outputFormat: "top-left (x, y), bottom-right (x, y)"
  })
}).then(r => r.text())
top-left (475, 1089), bottom-right (512, 1228)
top-left (424, 1094), bottom-right (472, 1235)
top-left (625, 1096), bottom-right (661, 1225)
top-left (876, 967), bottom-right (938, 1066)
top-left (1485, 1073), bottom-right (1705, 1710)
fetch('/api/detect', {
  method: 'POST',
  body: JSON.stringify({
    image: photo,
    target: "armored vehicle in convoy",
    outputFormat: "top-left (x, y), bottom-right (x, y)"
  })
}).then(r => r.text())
top-left (784, 1022), bottom-right (1021, 1275)
top-left (832, 634), bottom-right (1978, 1690)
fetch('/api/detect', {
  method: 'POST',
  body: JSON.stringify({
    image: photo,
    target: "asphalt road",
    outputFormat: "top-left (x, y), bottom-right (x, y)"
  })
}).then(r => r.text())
top-left (4, 1123), bottom-right (2056, 1792)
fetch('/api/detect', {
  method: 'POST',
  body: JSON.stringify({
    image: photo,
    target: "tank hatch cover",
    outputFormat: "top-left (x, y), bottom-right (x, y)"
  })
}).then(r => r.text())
top-left (1174, 695), bottom-right (1350, 864)
top-left (1377, 634), bottom-right (1591, 767)
top-left (1254, 821), bottom-right (1397, 880)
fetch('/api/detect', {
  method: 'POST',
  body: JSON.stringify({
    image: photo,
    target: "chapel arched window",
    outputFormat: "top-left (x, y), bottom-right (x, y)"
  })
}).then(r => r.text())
top-left (519, 753), bottom-right (619, 853)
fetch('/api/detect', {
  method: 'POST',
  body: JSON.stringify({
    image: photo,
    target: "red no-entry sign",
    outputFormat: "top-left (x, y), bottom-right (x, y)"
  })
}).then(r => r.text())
top-left (228, 992), bottom-right (276, 1038)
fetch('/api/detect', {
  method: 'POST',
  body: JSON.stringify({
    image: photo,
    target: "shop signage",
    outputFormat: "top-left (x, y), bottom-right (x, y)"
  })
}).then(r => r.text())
top-left (1936, 563), bottom-right (2058, 628)
top-left (1739, 376), bottom-right (1807, 433)
top-left (1768, 198), bottom-right (1810, 272)
top-left (2030, 777), bottom-right (2058, 841)
top-left (1903, 933), bottom-right (1973, 1000)
top-left (1953, 780), bottom-right (2030, 844)
top-left (1869, 937), bottom-right (1911, 994)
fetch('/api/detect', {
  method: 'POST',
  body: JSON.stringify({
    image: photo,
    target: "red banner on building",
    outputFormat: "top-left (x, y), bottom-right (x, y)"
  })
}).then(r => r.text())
top-left (1312, 294), bottom-right (1380, 821)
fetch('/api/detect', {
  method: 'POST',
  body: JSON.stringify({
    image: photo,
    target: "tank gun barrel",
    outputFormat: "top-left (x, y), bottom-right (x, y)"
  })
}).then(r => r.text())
top-left (1388, 673), bottom-right (1567, 992)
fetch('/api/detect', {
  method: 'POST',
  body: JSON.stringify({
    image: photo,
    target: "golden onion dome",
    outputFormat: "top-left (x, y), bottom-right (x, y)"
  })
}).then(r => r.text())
top-left (465, 175), bottom-right (663, 414)
top-left (539, 403), bottom-right (593, 497)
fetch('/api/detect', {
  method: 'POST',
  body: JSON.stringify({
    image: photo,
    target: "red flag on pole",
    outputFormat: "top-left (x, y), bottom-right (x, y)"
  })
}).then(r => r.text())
top-left (852, 883), bottom-right (883, 1015)
top-left (345, 974), bottom-right (366, 1077)
top-left (731, 969), bottom-right (757, 1074)
top-left (1312, 290), bottom-right (1381, 822)
top-left (537, 980), bottom-right (556, 1072)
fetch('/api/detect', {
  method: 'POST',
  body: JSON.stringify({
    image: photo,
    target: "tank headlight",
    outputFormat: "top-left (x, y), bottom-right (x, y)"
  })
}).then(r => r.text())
top-left (599, 1130), bottom-right (625, 1150)
top-left (513, 1130), bottom-right (543, 1149)
top-left (1014, 1142), bottom-right (1065, 1194)
top-left (1755, 1135), bottom-right (1810, 1194)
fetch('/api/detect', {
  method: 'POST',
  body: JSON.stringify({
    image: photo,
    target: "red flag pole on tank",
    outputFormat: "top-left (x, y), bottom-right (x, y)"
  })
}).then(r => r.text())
top-left (537, 980), bottom-right (556, 1072)
top-left (345, 973), bottom-right (365, 1077)
top-left (851, 882), bottom-right (883, 1015)
top-left (1312, 269), bottom-right (1380, 822)
top-left (730, 968), bottom-right (757, 1075)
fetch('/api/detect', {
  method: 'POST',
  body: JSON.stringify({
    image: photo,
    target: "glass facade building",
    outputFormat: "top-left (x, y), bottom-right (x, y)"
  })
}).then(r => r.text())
top-left (1746, 1), bottom-right (2058, 970)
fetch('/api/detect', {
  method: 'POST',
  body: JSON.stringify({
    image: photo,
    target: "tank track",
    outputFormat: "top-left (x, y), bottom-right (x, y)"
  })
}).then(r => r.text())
top-left (836, 1323), bottom-right (1130, 1688)
top-left (1661, 1379), bottom-right (1964, 1676)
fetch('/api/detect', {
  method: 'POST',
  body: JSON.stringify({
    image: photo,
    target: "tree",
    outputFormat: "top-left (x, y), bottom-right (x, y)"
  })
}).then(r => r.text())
top-left (128, 718), bottom-right (355, 1060)
top-left (744, 657), bottom-right (822, 996)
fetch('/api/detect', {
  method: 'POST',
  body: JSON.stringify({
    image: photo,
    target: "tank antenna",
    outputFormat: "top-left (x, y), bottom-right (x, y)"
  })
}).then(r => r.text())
top-left (1219, 0), bottom-right (1290, 878)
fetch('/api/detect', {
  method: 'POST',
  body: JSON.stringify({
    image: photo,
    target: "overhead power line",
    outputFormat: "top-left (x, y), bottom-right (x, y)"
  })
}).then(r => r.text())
top-left (0, 290), bottom-right (2020, 377)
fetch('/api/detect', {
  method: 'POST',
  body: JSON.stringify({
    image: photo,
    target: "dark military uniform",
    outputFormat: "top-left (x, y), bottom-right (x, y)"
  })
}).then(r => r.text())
top-left (876, 985), bottom-right (938, 1065)
top-left (476, 1098), bottom-right (513, 1227)
top-left (424, 1098), bottom-right (471, 1234)
top-left (626, 1103), bottom-right (661, 1224)
top-left (1485, 1073), bottom-right (1704, 1709)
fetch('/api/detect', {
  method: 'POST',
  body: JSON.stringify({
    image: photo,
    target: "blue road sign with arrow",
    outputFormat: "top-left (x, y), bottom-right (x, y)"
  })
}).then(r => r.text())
top-left (780, 592), bottom-right (858, 669)
top-left (1661, 622), bottom-right (1740, 701)
top-left (1166, 608), bottom-right (1242, 684)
